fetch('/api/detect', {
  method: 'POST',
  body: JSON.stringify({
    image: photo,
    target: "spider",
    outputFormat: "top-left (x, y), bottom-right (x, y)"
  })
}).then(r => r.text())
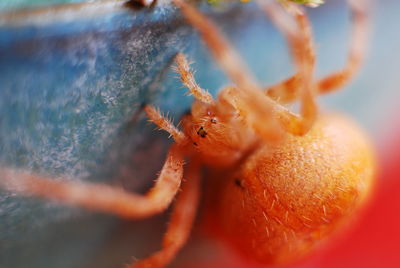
top-left (0, 0), bottom-right (375, 267)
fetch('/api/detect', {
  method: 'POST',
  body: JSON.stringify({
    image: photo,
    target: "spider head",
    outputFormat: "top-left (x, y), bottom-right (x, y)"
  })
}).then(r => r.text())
top-left (182, 100), bottom-right (254, 167)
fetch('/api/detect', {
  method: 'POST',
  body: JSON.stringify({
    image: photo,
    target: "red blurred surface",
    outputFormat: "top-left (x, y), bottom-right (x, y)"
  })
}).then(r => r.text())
top-left (315, 127), bottom-right (400, 268)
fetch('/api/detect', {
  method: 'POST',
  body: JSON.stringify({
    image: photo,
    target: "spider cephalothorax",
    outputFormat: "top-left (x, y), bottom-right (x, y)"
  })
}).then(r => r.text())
top-left (181, 99), bottom-right (257, 166)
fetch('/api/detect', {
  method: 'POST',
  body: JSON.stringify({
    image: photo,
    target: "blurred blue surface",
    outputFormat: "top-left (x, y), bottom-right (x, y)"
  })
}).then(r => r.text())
top-left (0, 2), bottom-right (194, 268)
top-left (0, 0), bottom-right (399, 267)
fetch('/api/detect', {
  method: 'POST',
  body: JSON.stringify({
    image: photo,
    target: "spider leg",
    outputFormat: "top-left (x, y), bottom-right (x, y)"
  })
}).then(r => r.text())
top-left (265, 75), bottom-right (301, 104)
top-left (264, 0), bottom-right (369, 100)
top-left (259, 0), bottom-right (316, 98)
top-left (172, 0), bottom-right (259, 92)
top-left (128, 160), bottom-right (201, 268)
top-left (173, 0), bottom-right (284, 142)
top-left (145, 105), bottom-right (189, 146)
top-left (175, 53), bottom-right (214, 105)
top-left (0, 145), bottom-right (185, 219)
top-left (260, 1), bottom-right (311, 106)
top-left (259, 0), bottom-right (318, 135)
top-left (317, 0), bottom-right (369, 93)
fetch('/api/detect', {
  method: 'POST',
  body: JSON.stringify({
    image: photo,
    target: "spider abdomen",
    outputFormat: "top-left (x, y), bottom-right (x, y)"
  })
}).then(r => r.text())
top-left (206, 113), bottom-right (375, 264)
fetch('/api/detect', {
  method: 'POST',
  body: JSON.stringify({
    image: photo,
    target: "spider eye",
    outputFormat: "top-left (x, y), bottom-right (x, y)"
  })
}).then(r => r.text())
top-left (197, 127), bottom-right (207, 138)
top-left (210, 118), bottom-right (217, 124)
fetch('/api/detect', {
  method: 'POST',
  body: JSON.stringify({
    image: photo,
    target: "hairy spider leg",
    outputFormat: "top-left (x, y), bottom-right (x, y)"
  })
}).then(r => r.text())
top-left (265, 0), bottom-right (369, 101)
top-left (172, 0), bottom-right (285, 142)
top-left (317, 0), bottom-right (369, 93)
top-left (174, 52), bottom-right (244, 128)
top-left (261, 0), bottom-right (315, 102)
top-left (145, 105), bottom-right (189, 145)
top-left (129, 160), bottom-right (201, 268)
top-left (260, 0), bottom-right (303, 103)
top-left (174, 53), bottom-right (244, 126)
top-left (174, 53), bottom-right (215, 105)
top-left (260, 0), bottom-right (318, 135)
top-left (0, 144), bottom-right (184, 219)
top-left (173, 0), bottom-right (320, 137)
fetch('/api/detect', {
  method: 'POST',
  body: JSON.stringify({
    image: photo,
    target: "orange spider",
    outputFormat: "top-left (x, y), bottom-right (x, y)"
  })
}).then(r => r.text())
top-left (0, 0), bottom-right (374, 267)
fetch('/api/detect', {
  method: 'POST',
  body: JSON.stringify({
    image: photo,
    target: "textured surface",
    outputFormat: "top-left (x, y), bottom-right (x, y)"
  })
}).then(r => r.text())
top-left (206, 114), bottom-right (375, 264)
